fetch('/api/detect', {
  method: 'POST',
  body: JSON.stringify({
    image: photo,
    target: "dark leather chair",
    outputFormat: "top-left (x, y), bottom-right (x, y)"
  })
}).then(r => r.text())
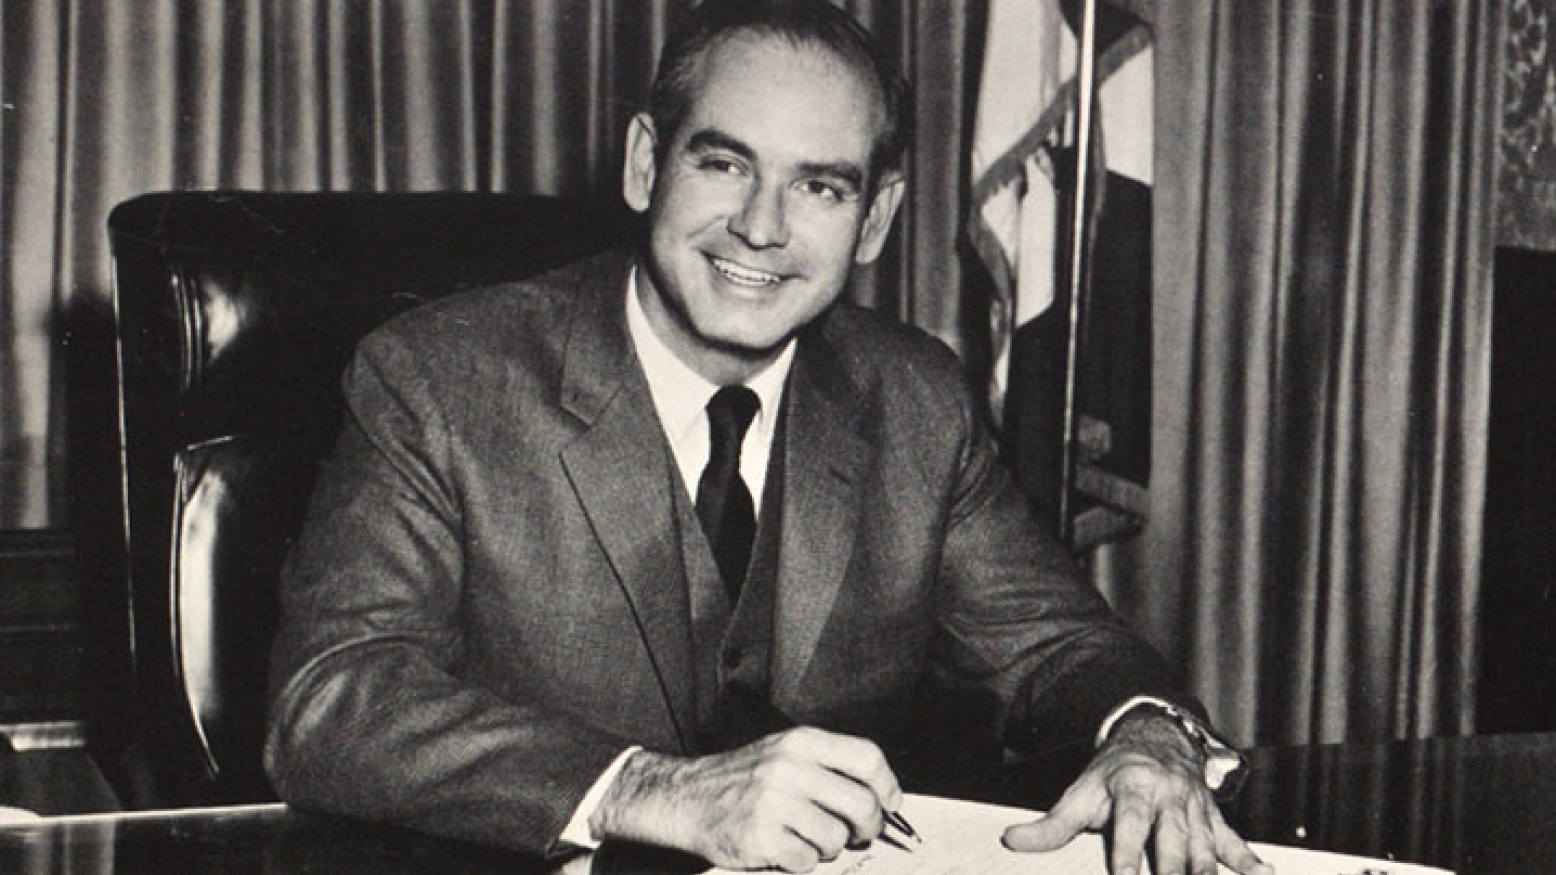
top-left (105, 192), bottom-right (635, 805)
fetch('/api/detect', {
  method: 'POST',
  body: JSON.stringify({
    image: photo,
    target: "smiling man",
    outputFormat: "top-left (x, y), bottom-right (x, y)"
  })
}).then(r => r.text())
top-left (265, 3), bottom-right (1267, 875)
top-left (624, 22), bottom-right (902, 389)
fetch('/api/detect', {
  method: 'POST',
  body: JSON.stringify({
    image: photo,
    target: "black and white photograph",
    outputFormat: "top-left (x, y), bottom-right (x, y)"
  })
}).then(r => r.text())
top-left (0, 1), bottom-right (1550, 873)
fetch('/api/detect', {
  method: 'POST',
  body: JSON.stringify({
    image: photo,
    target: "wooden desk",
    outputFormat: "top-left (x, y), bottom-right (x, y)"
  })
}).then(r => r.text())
top-left (1230, 732), bottom-right (1556, 874)
top-left (2, 733), bottom-right (1552, 873)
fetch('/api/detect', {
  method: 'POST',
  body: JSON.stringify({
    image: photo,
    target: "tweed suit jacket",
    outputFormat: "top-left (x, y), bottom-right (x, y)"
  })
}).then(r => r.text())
top-left (264, 251), bottom-right (1187, 856)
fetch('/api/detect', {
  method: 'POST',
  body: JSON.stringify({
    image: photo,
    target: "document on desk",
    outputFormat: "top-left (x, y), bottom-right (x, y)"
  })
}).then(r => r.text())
top-left (707, 794), bottom-right (1454, 875)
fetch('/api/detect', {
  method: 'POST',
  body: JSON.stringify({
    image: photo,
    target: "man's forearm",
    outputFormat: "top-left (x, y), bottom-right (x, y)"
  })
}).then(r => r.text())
top-left (265, 640), bottom-right (627, 855)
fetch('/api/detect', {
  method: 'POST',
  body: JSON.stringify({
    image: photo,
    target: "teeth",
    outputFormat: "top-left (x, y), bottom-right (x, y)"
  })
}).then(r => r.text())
top-left (711, 256), bottom-right (781, 287)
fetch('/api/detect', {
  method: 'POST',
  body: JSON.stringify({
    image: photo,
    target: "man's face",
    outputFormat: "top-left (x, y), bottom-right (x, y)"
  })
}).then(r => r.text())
top-left (622, 33), bottom-right (904, 383)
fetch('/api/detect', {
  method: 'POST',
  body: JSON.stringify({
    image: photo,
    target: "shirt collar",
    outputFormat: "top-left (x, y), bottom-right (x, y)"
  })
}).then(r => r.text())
top-left (625, 265), bottom-right (795, 447)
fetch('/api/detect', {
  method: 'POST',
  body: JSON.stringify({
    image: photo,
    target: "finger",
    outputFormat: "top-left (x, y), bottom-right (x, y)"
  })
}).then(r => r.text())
top-left (780, 728), bottom-right (902, 812)
top-left (786, 801), bottom-right (853, 863)
top-left (772, 832), bottom-right (821, 874)
top-left (794, 761), bottom-right (885, 844)
top-left (1107, 785), bottom-right (1154, 875)
top-left (727, 807), bottom-right (818, 875)
top-left (1001, 780), bottom-right (1104, 852)
top-left (1184, 792), bottom-right (1218, 875)
top-left (1209, 805), bottom-right (1273, 875)
top-left (1150, 794), bottom-right (1190, 875)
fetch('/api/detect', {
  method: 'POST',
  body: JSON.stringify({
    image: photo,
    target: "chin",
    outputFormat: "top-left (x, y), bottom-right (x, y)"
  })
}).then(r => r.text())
top-left (709, 331), bottom-right (790, 359)
top-left (688, 306), bottom-right (784, 345)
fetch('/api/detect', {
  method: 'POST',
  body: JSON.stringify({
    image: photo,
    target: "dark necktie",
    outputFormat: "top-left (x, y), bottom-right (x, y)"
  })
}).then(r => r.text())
top-left (696, 386), bottom-right (760, 601)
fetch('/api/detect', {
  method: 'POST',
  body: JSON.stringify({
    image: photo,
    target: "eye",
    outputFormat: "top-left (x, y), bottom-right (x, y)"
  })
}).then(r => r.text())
top-left (799, 179), bottom-right (845, 202)
top-left (697, 156), bottom-right (746, 176)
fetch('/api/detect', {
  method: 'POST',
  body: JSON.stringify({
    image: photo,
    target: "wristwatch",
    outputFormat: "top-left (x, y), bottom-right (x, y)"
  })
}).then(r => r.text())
top-left (1097, 696), bottom-right (1249, 799)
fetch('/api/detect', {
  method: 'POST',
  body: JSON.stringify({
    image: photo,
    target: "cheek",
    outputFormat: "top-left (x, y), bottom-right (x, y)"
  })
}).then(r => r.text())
top-left (793, 209), bottom-right (866, 263)
top-left (660, 174), bottom-right (743, 226)
top-left (773, 283), bottom-right (850, 333)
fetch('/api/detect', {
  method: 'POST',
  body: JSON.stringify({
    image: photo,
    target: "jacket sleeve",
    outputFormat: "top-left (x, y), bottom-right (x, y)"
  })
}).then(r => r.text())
top-left (924, 360), bottom-right (1207, 753)
top-left (263, 328), bottom-right (627, 857)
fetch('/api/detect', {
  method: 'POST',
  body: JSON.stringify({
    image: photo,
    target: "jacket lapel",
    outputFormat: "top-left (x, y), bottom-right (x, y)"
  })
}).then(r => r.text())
top-left (557, 255), bottom-right (696, 752)
top-left (770, 322), bottom-right (872, 705)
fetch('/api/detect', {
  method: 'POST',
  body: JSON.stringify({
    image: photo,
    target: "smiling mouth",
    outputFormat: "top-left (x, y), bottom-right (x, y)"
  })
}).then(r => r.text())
top-left (709, 256), bottom-right (783, 288)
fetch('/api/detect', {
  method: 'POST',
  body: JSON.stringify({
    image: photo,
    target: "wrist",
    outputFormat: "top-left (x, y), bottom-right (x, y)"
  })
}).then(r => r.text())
top-left (1108, 706), bottom-right (1207, 766)
top-left (1103, 698), bottom-right (1247, 798)
top-left (589, 748), bottom-right (694, 852)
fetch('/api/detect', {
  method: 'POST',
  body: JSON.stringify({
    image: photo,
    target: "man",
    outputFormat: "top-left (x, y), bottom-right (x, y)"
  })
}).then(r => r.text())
top-left (266, 3), bottom-right (1269, 874)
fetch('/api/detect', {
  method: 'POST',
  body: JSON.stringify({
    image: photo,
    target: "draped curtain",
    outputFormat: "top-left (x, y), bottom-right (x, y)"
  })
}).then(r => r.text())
top-left (1096, 0), bottom-right (1503, 745)
top-left (0, 0), bottom-right (984, 529)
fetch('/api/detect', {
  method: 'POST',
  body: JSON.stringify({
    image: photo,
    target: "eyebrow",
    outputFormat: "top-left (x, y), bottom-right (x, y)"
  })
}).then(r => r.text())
top-left (684, 127), bottom-right (866, 194)
top-left (685, 129), bottom-right (756, 163)
top-left (797, 159), bottom-right (865, 194)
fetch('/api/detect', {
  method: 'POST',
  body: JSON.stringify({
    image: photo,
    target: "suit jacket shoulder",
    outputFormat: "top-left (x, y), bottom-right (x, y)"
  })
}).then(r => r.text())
top-left (805, 302), bottom-right (989, 496)
top-left (356, 250), bottom-right (627, 387)
top-left (816, 301), bottom-right (972, 400)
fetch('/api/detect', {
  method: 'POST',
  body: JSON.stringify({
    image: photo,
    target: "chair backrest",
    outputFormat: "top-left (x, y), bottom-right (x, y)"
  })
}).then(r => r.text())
top-left (107, 191), bottom-right (634, 804)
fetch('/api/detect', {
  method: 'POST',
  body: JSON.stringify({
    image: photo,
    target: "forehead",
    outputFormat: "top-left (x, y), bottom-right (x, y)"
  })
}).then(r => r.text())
top-left (675, 32), bottom-right (886, 165)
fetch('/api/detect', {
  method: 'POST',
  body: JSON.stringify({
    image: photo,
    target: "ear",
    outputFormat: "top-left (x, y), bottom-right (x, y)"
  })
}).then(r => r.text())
top-left (852, 170), bottom-right (905, 264)
top-left (622, 113), bottom-right (659, 214)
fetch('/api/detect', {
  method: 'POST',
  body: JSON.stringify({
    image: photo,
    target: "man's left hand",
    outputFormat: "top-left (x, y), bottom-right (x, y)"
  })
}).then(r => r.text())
top-left (1000, 713), bottom-right (1272, 875)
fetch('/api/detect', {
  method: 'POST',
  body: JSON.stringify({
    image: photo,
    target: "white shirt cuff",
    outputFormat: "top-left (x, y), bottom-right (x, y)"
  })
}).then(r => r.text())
top-left (1095, 695), bottom-right (1245, 793)
top-left (558, 746), bottom-right (642, 850)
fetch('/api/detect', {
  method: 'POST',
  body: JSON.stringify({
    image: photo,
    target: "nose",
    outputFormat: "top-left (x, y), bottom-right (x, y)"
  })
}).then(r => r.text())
top-left (728, 183), bottom-right (789, 249)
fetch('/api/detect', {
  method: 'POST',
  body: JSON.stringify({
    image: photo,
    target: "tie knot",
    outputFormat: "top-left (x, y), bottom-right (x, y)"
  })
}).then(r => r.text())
top-left (707, 385), bottom-right (760, 456)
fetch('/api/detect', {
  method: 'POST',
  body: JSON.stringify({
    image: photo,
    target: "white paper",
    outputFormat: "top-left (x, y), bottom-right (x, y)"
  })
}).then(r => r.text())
top-left (707, 794), bottom-right (1453, 875)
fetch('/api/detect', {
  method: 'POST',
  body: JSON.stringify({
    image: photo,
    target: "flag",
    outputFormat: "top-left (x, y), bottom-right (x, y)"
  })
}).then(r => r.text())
top-left (969, 0), bottom-right (1154, 549)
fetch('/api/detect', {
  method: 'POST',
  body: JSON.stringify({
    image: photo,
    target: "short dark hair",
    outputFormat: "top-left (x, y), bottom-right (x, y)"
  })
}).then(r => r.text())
top-left (648, 0), bottom-right (912, 182)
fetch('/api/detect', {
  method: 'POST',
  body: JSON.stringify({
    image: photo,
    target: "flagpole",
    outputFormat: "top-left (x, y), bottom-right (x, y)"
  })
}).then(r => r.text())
top-left (1058, 0), bottom-right (1099, 545)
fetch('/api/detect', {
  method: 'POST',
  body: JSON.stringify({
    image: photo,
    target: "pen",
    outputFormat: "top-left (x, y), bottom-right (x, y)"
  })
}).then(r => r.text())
top-left (885, 809), bottom-right (922, 845)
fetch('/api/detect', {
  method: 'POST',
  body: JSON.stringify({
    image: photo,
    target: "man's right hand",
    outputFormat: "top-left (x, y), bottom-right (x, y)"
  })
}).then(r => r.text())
top-left (589, 727), bottom-right (902, 873)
